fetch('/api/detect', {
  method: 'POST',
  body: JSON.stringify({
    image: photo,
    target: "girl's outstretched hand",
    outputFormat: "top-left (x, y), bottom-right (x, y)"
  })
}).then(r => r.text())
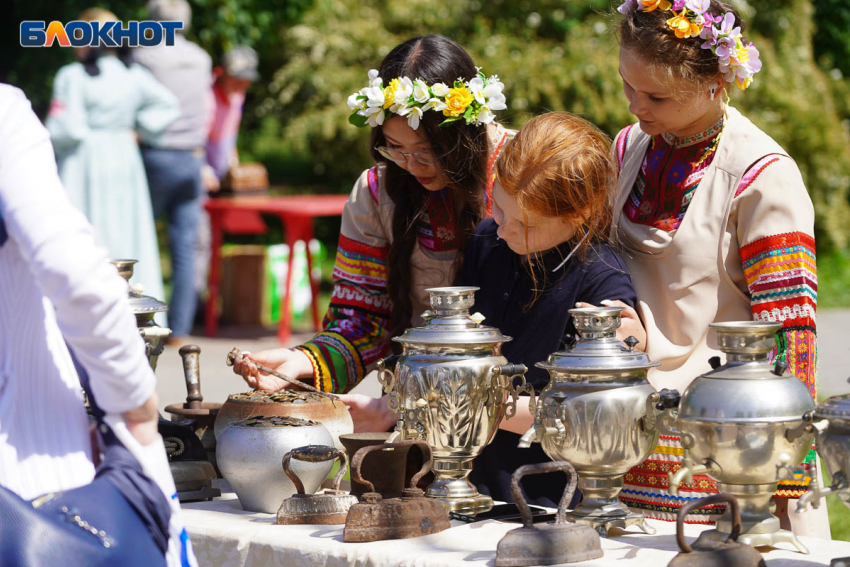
top-left (575, 300), bottom-right (647, 352)
top-left (231, 348), bottom-right (315, 391)
top-left (336, 394), bottom-right (397, 433)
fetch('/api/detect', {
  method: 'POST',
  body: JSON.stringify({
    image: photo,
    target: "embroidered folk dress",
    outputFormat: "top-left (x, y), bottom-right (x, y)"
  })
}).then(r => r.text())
top-left (296, 124), bottom-right (513, 393)
top-left (612, 107), bottom-right (817, 523)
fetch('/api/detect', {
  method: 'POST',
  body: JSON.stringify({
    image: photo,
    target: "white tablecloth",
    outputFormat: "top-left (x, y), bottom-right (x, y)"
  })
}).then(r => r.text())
top-left (183, 492), bottom-right (850, 567)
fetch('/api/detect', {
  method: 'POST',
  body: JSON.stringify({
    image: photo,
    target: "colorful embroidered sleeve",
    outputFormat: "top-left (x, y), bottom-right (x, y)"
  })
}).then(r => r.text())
top-left (736, 156), bottom-right (817, 497)
top-left (296, 167), bottom-right (393, 393)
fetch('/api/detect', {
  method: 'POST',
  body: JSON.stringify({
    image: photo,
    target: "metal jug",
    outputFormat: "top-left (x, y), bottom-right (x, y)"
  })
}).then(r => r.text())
top-left (668, 494), bottom-right (765, 567)
top-left (495, 461), bottom-right (603, 566)
top-left (276, 445), bottom-right (358, 525)
top-left (343, 440), bottom-right (451, 542)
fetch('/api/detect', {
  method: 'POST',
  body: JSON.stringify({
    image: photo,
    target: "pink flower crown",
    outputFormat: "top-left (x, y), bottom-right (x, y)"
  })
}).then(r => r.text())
top-left (618, 0), bottom-right (762, 90)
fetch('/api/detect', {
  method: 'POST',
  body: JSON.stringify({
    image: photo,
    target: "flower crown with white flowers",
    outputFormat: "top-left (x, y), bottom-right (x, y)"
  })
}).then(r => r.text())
top-left (347, 68), bottom-right (507, 130)
top-left (618, 0), bottom-right (762, 90)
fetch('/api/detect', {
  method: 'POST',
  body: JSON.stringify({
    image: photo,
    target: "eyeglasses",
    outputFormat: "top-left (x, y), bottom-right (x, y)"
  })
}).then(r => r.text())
top-left (375, 146), bottom-right (436, 166)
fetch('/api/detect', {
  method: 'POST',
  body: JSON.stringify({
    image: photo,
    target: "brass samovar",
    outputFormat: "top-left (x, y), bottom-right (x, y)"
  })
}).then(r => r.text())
top-left (518, 307), bottom-right (675, 536)
top-left (378, 286), bottom-right (530, 512)
top-left (110, 259), bottom-right (171, 370)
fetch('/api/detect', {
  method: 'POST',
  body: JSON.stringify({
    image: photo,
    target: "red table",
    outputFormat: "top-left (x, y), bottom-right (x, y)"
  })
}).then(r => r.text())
top-left (204, 194), bottom-right (349, 343)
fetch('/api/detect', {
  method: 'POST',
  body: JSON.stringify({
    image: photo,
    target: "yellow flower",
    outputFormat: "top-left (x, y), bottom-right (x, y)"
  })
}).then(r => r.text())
top-left (383, 78), bottom-right (400, 110)
top-left (736, 76), bottom-right (752, 90)
top-left (666, 11), bottom-right (701, 38)
top-left (442, 86), bottom-right (475, 117)
top-left (641, 0), bottom-right (671, 12)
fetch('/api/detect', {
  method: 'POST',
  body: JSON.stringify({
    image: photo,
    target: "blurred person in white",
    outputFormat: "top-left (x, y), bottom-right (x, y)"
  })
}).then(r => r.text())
top-left (46, 8), bottom-right (179, 316)
top-left (134, 0), bottom-right (213, 343)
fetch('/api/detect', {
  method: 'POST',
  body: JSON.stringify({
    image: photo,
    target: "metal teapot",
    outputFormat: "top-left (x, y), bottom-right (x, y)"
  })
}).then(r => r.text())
top-left (519, 307), bottom-right (677, 536)
top-left (378, 286), bottom-right (530, 512)
top-left (343, 440), bottom-right (451, 542)
top-left (668, 494), bottom-right (766, 567)
top-left (667, 321), bottom-right (815, 553)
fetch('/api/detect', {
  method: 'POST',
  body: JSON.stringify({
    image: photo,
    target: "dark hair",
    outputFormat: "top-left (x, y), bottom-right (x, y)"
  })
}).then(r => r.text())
top-left (370, 35), bottom-right (490, 339)
top-left (618, 1), bottom-right (743, 87)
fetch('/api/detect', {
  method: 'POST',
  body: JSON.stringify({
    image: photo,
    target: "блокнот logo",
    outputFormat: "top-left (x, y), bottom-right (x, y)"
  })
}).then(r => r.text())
top-left (20, 21), bottom-right (183, 47)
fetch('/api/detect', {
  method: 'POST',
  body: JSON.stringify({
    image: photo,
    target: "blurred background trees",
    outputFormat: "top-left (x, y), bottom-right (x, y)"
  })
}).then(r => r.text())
top-left (5, 0), bottom-right (850, 282)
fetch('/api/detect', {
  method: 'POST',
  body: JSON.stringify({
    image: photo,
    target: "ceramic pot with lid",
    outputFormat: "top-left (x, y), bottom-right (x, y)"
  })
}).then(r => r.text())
top-left (518, 307), bottom-right (672, 536)
top-left (214, 389), bottom-right (352, 452)
top-left (110, 259), bottom-right (171, 371)
top-left (668, 321), bottom-right (815, 553)
top-left (379, 286), bottom-right (530, 512)
top-left (216, 416), bottom-right (334, 513)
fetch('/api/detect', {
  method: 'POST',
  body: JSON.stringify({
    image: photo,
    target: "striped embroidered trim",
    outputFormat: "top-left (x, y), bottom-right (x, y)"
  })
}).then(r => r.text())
top-left (298, 332), bottom-right (365, 394)
top-left (616, 124), bottom-right (636, 172)
top-left (735, 155), bottom-right (782, 198)
top-left (366, 166), bottom-right (380, 203)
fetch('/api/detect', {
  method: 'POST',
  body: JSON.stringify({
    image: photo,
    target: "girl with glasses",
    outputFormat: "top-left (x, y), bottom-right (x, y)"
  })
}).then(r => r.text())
top-left (232, 35), bottom-right (513, 395)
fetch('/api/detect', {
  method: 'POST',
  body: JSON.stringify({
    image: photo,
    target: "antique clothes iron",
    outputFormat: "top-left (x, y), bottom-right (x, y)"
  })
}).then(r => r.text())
top-left (668, 494), bottom-right (765, 567)
top-left (343, 440), bottom-right (451, 542)
top-left (519, 307), bottom-right (675, 536)
top-left (667, 322), bottom-right (815, 553)
top-left (276, 445), bottom-right (357, 525)
top-left (495, 461), bottom-right (603, 566)
top-left (378, 286), bottom-right (530, 512)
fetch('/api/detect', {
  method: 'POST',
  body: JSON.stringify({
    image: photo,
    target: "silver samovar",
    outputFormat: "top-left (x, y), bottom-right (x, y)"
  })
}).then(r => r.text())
top-left (378, 286), bottom-right (530, 513)
top-left (795, 386), bottom-right (850, 565)
top-left (518, 307), bottom-right (674, 537)
top-left (667, 321), bottom-right (815, 553)
top-left (110, 259), bottom-right (171, 370)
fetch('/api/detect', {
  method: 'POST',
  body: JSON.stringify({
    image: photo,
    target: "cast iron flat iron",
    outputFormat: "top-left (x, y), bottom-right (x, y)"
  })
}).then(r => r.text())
top-left (343, 440), bottom-right (450, 542)
top-left (276, 445), bottom-right (357, 525)
top-left (495, 461), bottom-right (603, 566)
top-left (668, 494), bottom-right (766, 567)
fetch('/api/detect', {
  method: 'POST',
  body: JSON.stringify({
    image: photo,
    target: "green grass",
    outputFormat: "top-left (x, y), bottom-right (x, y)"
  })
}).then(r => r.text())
top-left (829, 497), bottom-right (850, 541)
top-left (818, 248), bottom-right (850, 309)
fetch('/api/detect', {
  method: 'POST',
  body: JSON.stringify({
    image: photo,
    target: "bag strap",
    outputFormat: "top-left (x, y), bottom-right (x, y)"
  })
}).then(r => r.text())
top-left (67, 346), bottom-right (172, 554)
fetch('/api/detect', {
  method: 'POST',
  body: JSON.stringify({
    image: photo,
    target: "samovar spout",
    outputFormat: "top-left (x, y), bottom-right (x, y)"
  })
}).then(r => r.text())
top-left (518, 424), bottom-right (540, 448)
top-left (666, 432), bottom-right (714, 494)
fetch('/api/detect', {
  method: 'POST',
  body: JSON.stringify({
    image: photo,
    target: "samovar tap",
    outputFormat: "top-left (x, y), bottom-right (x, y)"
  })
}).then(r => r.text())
top-left (667, 432), bottom-right (714, 493)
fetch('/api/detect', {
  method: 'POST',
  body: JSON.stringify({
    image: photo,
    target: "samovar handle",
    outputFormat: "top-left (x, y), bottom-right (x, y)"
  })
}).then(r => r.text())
top-left (282, 445), bottom-right (347, 495)
top-left (492, 364), bottom-right (533, 418)
top-left (675, 493), bottom-right (742, 553)
top-left (509, 461), bottom-right (578, 529)
top-left (350, 440), bottom-right (433, 494)
top-left (376, 355), bottom-right (401, 398)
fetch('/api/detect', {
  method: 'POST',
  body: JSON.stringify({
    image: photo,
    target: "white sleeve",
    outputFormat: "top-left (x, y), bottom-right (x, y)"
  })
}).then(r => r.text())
top-left (0, 85), bottom-right (156, 414)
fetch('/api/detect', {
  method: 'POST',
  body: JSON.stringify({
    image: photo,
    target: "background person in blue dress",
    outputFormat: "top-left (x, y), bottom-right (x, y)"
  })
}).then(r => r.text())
top-left (46, 8), bottom-right (179, 311)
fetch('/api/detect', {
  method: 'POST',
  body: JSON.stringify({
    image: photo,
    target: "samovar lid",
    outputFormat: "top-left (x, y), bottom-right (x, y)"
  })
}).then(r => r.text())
top-left (536, 307), bottom-right (659, 374)
top-left (815, 392), bottom-right (850, 420)
top-left (110, 259), bottom-right (168, 314)
top-left (392, 287), bottom-right (512, 346)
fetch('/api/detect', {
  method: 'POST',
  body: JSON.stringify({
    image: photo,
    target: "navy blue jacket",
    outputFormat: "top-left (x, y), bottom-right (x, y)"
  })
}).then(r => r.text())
top-left (462, 218), bottom-right (637, 508)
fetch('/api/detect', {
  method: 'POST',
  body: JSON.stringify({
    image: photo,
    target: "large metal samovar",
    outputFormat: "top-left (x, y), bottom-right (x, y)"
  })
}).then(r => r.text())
top-left (518, 306), bottom-right (674, 536)
top-left (110, 259), bottom-right (171, 370)
top-left (795, 385), bottom-right (850, 565)
top-left (378, 286), bottom-right (530, 513)
top-left (667, 321), bottom-right (815, 553)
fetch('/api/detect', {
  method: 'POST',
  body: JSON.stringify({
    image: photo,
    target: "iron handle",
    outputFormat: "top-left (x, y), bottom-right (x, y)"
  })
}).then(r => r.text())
top-left (350, 440), bottom-right (432, 495)
top-left (509, 461), bottom-right (578, 529)
top-left (178, 345), bottom-right (203, 409)
top-left (282, 445), bottom-right (348, 495)
top-left (676, 493), bottom-right (742, 553)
